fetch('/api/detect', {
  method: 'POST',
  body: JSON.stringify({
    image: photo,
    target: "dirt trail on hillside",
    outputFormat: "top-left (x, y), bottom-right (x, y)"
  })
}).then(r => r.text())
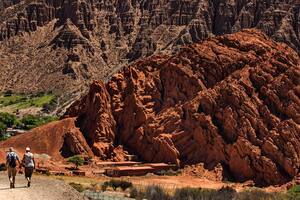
top-left (0, 172), bottom-right (85, 200)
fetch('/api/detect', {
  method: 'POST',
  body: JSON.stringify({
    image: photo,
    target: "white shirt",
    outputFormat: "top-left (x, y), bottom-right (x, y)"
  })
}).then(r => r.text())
top-left (24, 152), bottom-right (34, 168)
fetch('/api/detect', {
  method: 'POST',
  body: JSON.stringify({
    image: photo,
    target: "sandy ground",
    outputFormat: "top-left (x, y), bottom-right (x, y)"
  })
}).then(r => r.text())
top-left (55, 174), bottom-right (285, 193)
top-left (0, 172), bottom-right (86, 200)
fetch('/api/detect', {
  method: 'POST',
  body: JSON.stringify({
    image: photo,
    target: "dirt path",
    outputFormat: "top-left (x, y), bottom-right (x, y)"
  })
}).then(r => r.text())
top-left (0, 172), bottom-right (85, 200)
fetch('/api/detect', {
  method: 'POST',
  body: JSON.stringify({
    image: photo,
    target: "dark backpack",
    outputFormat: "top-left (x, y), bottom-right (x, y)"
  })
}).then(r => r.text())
top-left (7, 153), bottom-right (17, 168)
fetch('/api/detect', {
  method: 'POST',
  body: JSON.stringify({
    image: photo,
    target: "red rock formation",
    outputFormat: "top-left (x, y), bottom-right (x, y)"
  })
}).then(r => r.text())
top-left (64, 81), bottom-right (119, 160)
top-left (64, 29), bottom-right (300, 186)
top-left (0, 118), bottom-right (93, 161)
top-left (0, 29), bottom-right (298, 186)
top-left (0, 0), bottom-right (300, 98)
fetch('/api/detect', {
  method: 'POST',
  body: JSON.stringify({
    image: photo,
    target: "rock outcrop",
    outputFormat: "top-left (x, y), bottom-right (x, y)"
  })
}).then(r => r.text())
top-left (63, 29), bottom-right (300, 186)
top-left (64, 81), bottom-right (117, 160)
top-left (0, 118), bottom-right (94, 161)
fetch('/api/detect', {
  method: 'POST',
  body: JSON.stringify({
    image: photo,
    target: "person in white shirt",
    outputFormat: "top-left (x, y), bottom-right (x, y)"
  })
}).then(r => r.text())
top-left (21, 147), bottom-right (35, 187)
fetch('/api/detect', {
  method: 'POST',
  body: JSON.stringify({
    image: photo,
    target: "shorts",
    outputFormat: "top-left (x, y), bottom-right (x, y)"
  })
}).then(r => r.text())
top-left (7, 166), bottom-right (17, 178)
top-left (25, 167), bottom-right (34, 178)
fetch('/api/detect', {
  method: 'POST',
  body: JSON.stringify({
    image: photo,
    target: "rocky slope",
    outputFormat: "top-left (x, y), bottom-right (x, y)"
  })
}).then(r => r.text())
top-left (0, 0), bottom-right (299, 97)
top-left (0, 118), bottom-right (93, 161)
top-left (63, 29), bottom-right (299, 186)
top-left (1, 29), bottom-right (299, 186)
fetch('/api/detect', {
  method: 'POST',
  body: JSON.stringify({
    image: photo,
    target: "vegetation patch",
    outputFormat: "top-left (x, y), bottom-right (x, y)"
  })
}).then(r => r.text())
top-left (69, 182), bottom-right (85, 193)
top-left (102, 179), bottom-right (133, 191)
top-left (129, 185), bottom-right (292, 200)
top-left (0, 112), bottom-right (58, 140)
top-left (21, 114), bottom-right (58, 130)
top-left (286, 184), bottom-right (300, 199)
top-left (0, 92), bottom-right (57, 112)
top-left (67, 155), bottom-right (85, 169)
top-left (156, 169), bottom-right (181, 176)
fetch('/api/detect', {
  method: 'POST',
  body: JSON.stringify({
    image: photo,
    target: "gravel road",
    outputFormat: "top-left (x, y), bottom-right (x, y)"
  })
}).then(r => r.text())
top-left (0, 172), bottom-right (86, 200)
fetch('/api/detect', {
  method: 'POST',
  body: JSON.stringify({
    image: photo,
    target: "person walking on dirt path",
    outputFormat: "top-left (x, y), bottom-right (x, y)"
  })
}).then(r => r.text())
top-left (21, 147), bottom-right (35, 187)
top-left (6, 147), bottom-right (21, 189)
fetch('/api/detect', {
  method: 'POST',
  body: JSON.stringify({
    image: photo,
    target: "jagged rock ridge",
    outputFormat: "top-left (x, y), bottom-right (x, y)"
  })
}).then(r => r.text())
top-left (0, 0), bottom-right (299, 97)
top-left (61, 29), bottom-right (300, 186)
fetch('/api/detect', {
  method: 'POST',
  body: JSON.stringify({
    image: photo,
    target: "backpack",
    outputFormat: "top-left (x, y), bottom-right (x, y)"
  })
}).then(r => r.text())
top-left (7, 153), bottom-right (17, 168)
top-left (24, 152), bottom-right (34, 168)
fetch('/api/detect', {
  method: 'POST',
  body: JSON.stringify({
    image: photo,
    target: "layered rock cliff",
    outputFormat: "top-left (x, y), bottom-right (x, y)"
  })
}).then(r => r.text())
top-left (61, 29), bottom-right (300, 186)
top-left (0, 0), bottom-right (299, 97)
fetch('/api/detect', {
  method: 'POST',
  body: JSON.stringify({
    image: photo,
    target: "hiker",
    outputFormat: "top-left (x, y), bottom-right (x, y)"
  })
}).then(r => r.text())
top-left (21, 147), bottom-right (35, 187)
top-left (6, 147), bottom-right (21, 188)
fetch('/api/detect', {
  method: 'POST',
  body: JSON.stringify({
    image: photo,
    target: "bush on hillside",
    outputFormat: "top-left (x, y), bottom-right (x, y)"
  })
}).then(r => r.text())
top-left (0, 121), bottom-right (8, 141)
top-left (0, 112), bottom-right (17, 128)
top-left (42, 97), bottom-right (58, 113)
top-left (67, 155), bottom-right (84, 169)
top-left (21, 115), bottom-right (58, 130)
top-left (0, 121), bottom-right (7, 133)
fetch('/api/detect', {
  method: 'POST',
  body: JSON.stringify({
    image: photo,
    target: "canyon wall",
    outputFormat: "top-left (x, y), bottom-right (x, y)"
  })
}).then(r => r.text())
top-left (0, 0), bottom-right (299, 96)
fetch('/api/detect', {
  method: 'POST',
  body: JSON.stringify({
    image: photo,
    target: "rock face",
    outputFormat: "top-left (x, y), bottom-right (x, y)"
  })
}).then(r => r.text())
top-left (63, 29), bottom-right (300, 186)
top-left (0, 0), bottom-right (299, 97)
top-left (64, 81), bottom-right (118, 160)
top-left (0, 118), bottom-right (94, 161)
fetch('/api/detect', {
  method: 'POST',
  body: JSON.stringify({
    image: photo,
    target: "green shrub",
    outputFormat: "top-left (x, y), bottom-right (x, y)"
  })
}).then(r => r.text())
top-left (0, 112), bottom-right (17, 127)
top-left (0, 95), bottom-right (24, 106)
top-left (0, 121), bottom-right (8, 141)
top-left (102, 179), bottom-right (133, 191)
top-left (173, 187), bottom-right (236, 200)
top-left (45, 171), bottom-right (51, 176)
top-left (69, 182), bottom-right (85, 193)
top-left (218, 186), bottom-right (237, 199)
top-left (21, 115), bottom-right (58, 130)
top-left (174, 187), bottom-right (204, 200)
top-left (0, 121), bottom-right (7, 133)
top-left (237, 189), bottom-right (284, 200)
top-left (287, 185), bottom-right (300, 199)
top-left (0, 133), bottom-right (10, 141)
top-left (288, 184), bottom-right (300, 194)
top-left (129, 186), bottom-right (288, 200)
top-left (67, 155), bottom-right (84, 169)
top-left (42, 97), bottom-right (58, 113)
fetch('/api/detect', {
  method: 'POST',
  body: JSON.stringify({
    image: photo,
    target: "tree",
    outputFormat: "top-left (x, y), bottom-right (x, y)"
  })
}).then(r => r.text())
top-left (0, 122), bottom-right (6, 133)
top-left (0, 122), bottom-right (8, 141)
top-left (67, 155), bottom-right (84, 169)
top-left (0, 112), bottom-right (17, 128)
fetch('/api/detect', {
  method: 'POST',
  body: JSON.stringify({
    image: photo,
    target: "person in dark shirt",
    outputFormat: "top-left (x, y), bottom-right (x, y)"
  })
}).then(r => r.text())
top-left (6, 147), bottom-right (21, 188)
